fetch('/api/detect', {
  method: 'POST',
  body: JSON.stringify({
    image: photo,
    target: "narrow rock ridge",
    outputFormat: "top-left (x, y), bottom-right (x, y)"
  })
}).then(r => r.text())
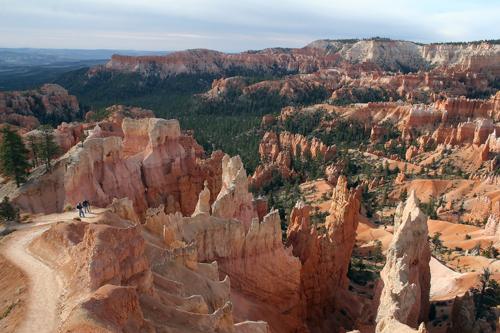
top-left (286, 175), bottom-right (362, 329)
top-left (375, 191), bottom-right (431, 333)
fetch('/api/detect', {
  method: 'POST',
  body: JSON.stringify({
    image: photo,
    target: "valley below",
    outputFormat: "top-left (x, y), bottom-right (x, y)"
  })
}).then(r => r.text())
top-left (0, 37), bottom-right (499, 333)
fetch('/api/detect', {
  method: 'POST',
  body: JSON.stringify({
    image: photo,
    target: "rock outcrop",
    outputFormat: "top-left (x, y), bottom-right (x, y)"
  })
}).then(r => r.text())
top-left (101, 40), bottom-right (500, 78)
top-left (484, 213), bottom-right (500, 241)
top-left (212, 155), bottom-right (257, 229)
top-left (9, 118), bottom-right (223, 215)
top-left (286, 177), bottom-right (361, 327)
top-left (0, 84), bottom-right (81, 129)
top-left (192, 180), bottom-right (211, 217)
top-left (448, 292), bottom-right (480, 333)
top-left (376, 191), bottom-right (431, 332)
top-left (143, 157), bottom-right (363, 332)
top-left (30, 207), bottom-right (269, 333)
top-left (250, 131), bottom-right (335, 189)
top-left (144, 205), bottom-right (304, 332)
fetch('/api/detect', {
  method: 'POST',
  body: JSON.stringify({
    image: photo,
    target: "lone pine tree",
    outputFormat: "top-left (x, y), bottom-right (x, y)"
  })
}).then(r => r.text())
top-left (38, 125), bottom-right (59, 171)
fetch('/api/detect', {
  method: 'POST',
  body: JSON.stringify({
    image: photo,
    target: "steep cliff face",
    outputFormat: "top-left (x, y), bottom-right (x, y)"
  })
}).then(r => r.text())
top-left (286, 176), bottom-right (361, 327)
top-left (142, 156), bottom-right (363, 332)
top-left (376, 191), bottom-right (431, 333)
top-left (144, 156), bottom-right (304, 328)
top-left (0, 84), bottom-right (81, 129)
top-left (9, 118), bottom-right (223, 215)
top-left (101, 40), bottom-right (500, 78)
top-left (421, 42), bottom-right (500, 73)
top-left (431, 119), bottom-right (500, 146)
top-left (102, 47), bottom-right (338, 78)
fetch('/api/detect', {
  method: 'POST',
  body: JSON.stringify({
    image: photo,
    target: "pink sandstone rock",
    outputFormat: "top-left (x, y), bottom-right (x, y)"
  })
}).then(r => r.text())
top-left (10, 118), bottom-right (223, 215)
top-left (286, 176), bottom-right (361, 329)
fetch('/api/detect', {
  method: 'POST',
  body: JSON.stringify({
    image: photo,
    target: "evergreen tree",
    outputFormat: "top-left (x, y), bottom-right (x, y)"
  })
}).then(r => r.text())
top-left (0, 196), bottom-right (19, 223)
top-left (292, 144), bottom-right (302, 172)
top-left (373, 239), bottom-right (384, 263)
top-left (26, 134), bottom-right (41, 167)
top-left (0, 127), bottom-right (30, 187)
top-left (38, 125), bottom-right (59, 171)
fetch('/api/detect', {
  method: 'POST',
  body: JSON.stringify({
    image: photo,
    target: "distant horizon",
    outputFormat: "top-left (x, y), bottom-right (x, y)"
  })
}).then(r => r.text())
top-left (1, 0), bottom-right (499, 52)
top-left (1, 36), bottom-right (499, 55)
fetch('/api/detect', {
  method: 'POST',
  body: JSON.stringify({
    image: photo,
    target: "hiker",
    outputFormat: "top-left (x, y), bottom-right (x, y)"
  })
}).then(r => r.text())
top-left (82, 199), bottom-right (91, 213)
top-left (76, 202), bottom-right (85, 218)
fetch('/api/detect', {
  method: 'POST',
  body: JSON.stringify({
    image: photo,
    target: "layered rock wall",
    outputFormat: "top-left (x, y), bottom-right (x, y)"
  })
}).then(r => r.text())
top-left (9, 118), bottom-right (223, 215)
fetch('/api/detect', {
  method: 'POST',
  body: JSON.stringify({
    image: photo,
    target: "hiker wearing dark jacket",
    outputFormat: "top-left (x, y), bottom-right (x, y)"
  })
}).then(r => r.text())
top-left (76, 202), bottom-right (85, 218)
top-left (82, 200), bottom-right (91, 213)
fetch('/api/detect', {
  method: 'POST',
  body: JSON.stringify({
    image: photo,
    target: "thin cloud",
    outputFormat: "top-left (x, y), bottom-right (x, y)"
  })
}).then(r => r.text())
top-left (0, 0), bottom-right (498, 51)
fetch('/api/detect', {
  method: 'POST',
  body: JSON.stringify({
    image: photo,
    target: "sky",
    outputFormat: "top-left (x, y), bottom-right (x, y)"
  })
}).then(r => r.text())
top-left (0, 0), bottom-right (499, 52)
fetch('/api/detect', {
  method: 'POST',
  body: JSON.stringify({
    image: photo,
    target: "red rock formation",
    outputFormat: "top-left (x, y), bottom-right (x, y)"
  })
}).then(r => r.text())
top-left (435, 93), bottom-right (500, 123)
top-left (62, 284), bottom-right (154, 333)
top-left (286, 176), bottom-right (361, 329)
top-left (143, 158), bottom-right (362, 332)
top-left (484, 213), bottom-right (500, 240)
top-left (30, 205), bottom-right (267, 333)
top-left (144, 206), bottom-right (304, 332)
top-left (250, 131), bottom-right (336, 190)
top-left (203, 76), bottom-right (249, 101)
top-left (370, 125), bottom-right (388, 142)
top-left (261, 114), bottom-right (276, 127)
top-left (31, 217), bottom-right (153, 293)
top-left (10, 118), bottom-right (223, 215)
top-left (405, 105), bottom-right (441, 128)
top-left (212, 155), bottom-right (258, 229)
top-left (395, 171), bottom-right (406, 184)
top-left (100, 40), bottom-right (500, 79)
top-left (448, 292), bottom-right (480, 333)
top-left (0, 84), bottom-right (80, 129)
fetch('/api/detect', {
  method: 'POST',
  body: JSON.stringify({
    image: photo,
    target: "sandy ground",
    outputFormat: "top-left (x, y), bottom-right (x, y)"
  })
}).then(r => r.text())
top-left (0, 209), bottom-right (104, 333)
top-left (0, 253), bottom-right (27, 333)
top-left (300, 179), bottom-right (333, 212)
top-left (429, 257), bottom-right (478, 301)
top-left (231, 289), bottom-right (303, 333)
top-left (2, 226), bottom-right (63, 333)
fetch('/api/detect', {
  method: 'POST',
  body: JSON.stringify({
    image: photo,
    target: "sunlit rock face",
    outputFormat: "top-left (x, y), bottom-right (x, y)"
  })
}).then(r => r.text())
top-left (9, 117), bottom-right (223, 215)
top-left (376, 191), bottom-right (431, 333)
